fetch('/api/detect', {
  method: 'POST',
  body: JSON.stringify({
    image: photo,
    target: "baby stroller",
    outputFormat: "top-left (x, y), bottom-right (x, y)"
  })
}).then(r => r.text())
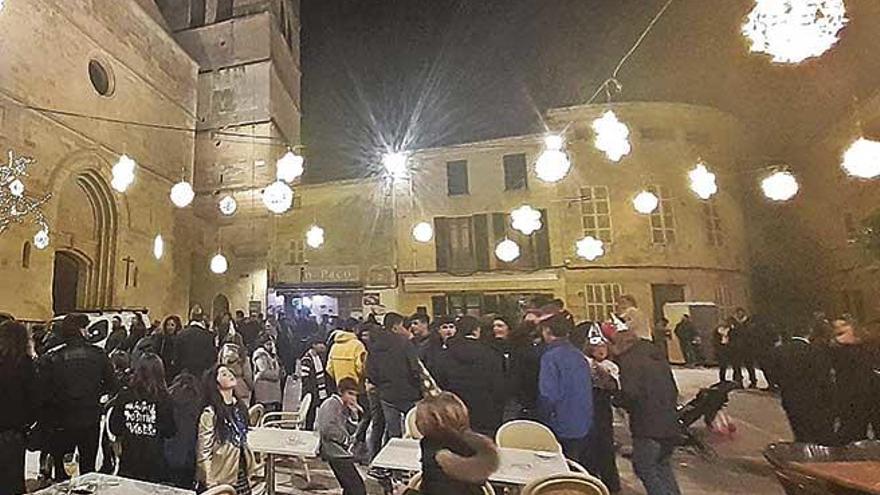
top-left (676, 381), bottom-right (738, 458)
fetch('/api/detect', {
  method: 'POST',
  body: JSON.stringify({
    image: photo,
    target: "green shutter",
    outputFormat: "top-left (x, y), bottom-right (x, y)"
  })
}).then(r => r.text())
top-left (434, 217), bottom-right (449, 271)
top-left (473, 214), bottom-right (490, 271)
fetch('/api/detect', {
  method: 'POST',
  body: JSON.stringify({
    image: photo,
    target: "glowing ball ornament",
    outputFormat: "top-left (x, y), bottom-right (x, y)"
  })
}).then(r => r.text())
top-left (9, 179), bottom-right (24, 197)
top-left (111, 154), bottom-right (136, 193)
top-left (592, 111), bottom-right (631, 162)
top-left (262, 180), bottom-right (294, 214)
top-left (218, 195), bottom-right (238, 216)
top-left (535, 135), bottom-right (571, 183)
top-left (761, 170), bottom-right (799, 201)
top-left (742, 0), bottom-right (848, 64)
top-left (210, 253), bottom-right (228, 274)
top-left (841, 138), bottom-right (880, 179)
top-left (510, 205), bottom-right (542, 235)
top-left (33, 229), bottom-right (50, 250)
top-left (495, 238), bottom-right (521, 263)
top-left (382, 152), bottom-right (408, 179)
top-left (153, 234), bottom-right (164, 260)
top-left (276, 150), bottom-right (305, 183)
top-left (412, 222), bottom-right (434, 243)
top-left (633, 190), bottom-right (660, 214)
top-left (688, 162), bottom-right (718, 200)
top-left (170, 181), bottom-right (195, 208)
top-left (306, 225), bottom-right (325, 249)
top-left (576, 236), bottom-right (605, 261)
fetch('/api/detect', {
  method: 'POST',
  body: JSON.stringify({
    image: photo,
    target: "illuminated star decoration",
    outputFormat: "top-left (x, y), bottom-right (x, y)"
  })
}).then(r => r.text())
top-left (534, 135), bottom-right (571, 183)
top-left (592, 110), bottom-right (631, 162)
top-left (306, 225), bottom-right (325, 248)
top-left (742, 0), bottom-right (848, 64)
top-left (111, 154), bottom-right (137, 193)
top-left (495, 238), bottom-right (521, 263)
top-left (276, 150), bottom-right (305, 183)
top-left (841, 138), bottom-right (880, 180)
top-left (0, 150), bottom-right (51, 245)
top-left (688, 161), bottom-right (718, 200)
top-left (576, 236), bottom-right (605, 261)
top-left (510, 205), bottom-right (542, 235)
top-left (761, 170), bottom-right (799, 202)
top-left (633, 190), bottom-right (660, 214)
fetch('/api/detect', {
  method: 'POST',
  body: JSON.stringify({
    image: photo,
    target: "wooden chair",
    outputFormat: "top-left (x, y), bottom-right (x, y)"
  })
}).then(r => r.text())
top-left (521, 473), bottom-right (610, 495)
top-left (248, 403), bottom-right (266, 427)
top-left (404, 407), bottom-right (422, 439)
top-left (200, 485), bottom-right (236, 495)
top-left (495, 420), bottom-right (562, 453)
top-left (407, 471), bottom-right (496, 495)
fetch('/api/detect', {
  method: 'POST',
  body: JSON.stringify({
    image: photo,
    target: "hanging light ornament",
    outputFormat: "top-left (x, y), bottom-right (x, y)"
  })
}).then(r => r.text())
top-left (383, 152), bottom-right (409, 180)
top-left (170, 181), bottom-right (195, 208)
top-left (841, 138), bottom-right (880, 179)
top-left (534, 135), bottom-right (571, 183)
top-left (742, 0), bottom-right (848, 64)
top-left (111, 154), bottom-right (137, 193)
top-left (592, 110), bottom-right (631, 162)
top-left (33, 228), bottom-right (50, 250)
top-left (218, 195), bottom-right (238, 216)
top-left (576, 236), bottom-right (605, 261)
top-left (495, 238), bottom-right (521, 263)
top-left (633, 190), bottom-right (660, 214)
top-left (306, 225), bottom-right (325, 248)
top-left (510, 205), bottom-right (542, 235)
top-left (762, 170), bottom-right (799, 201)
top-left (262, 180), bottom-right (294, 214)
top-left (412, 222), bottom-right (434, 243)
top-left (210, 253), bottom-right (228, 274)
top-left (688, 161), bottom-right (719, 200)
top-left (153, 234), bottom-right (164, 260)
top-left (276, 149), bottom-right (305, 183)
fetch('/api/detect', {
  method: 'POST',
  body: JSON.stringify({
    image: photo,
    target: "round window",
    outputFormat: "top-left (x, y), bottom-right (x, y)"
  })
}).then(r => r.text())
top-left (88, 59), bottom-right (114, 96)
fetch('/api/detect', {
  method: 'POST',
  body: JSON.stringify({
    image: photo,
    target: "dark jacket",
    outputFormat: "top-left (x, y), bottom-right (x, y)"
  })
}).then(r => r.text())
top-left (436, 336), bottom-right (505, 435)
top-left (36, 336), bottom-right (116, 428)
top-left (0, 357), bottom-right (36, 432)
top-left (175, 323), bottom-right (216, 377)
top-left (164, 387), bottom-right (203, 477)
top-left (538, 340), bottom-right (593, 440)
top-left (614, 337), bottom-right (680, 440)
top-left (419, 334), bottom-right (447, 378)
top-left (109, 387), bottom-right (176, 482)
top-left (106, 327), bottom-right (129, 354)
top-left (774, 337), bottom-right (835, 444)
top-left (365, 330), bottom-right (422, 408)
top-left (420, 430), bottom-right (499, 495)
top-left (316, 395), bottom-right (358, 459)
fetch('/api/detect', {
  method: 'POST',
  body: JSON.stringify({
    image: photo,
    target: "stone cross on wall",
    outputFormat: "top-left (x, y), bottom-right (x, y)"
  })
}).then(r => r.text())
top-left (122, 256), bottom-right (137, 288)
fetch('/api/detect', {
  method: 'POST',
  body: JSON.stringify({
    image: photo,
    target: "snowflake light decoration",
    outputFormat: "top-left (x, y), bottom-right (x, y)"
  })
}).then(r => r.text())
top-left (1, 150), bottom-right (51, 242)
top-left (841, 138), bottom-right (880, 180)
top-left (576, 236), bottom-right (605, 261)
top-left (633, 190), bottom-right (660, 214)
top-left (762, 170), bottom-right (799, 202)
top-left (534, 135), bottom-right (571, 183)
top-left (688, 161), bottom-right (718, 200)
top-left (495, 238), bottom-right (521, 263)
top-left (742, 0), bottom-right (848, 64)
top-left (510, 205), bottom-right (542, 235)
top-left (262, 180), bottom-right (294, 214)
top-left (306, 225), bottom-right (325, 249)
top-left (592, 110), bottom-right (631, 162)
top-left (276, 150), bottom-right (305, 183)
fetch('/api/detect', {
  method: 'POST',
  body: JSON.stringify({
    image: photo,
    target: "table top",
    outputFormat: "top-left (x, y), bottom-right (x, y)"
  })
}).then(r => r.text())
top-left (34, 473), bottom-right (194, 495)
top-left (790, 461), bottom-right (880, 495)
top-left (371, 438), bottom-right (569, 485)
top-left (248, 427), bottom-right (320, 457)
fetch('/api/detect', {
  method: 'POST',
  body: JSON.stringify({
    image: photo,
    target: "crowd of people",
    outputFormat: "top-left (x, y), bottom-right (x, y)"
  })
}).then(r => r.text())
top-left (0, 295), bottom-right (877, 495)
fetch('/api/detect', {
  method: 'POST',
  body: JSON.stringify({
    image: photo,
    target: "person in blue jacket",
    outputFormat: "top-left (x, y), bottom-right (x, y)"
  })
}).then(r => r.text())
top-left (537, 313), bottom-right (593, 466)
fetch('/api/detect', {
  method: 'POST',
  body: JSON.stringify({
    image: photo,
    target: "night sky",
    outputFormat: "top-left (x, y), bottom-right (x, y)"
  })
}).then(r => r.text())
top-left (300, 0), bottom-right (880, 182)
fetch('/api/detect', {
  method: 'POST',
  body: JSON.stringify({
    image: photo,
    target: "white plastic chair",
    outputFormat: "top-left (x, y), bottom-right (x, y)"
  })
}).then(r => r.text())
top-left (407, 471), bottom-right (495, 495)
top-left (522, 472), bottom-right (610, 495)
top-left (495, 420), bottom-right (562, 453)
top-left (201, 485), bottom-right (236, 495)
top-left (260, 393), bottom-right (312, 429)
top-left (404, 407), bottom-right (422, 439)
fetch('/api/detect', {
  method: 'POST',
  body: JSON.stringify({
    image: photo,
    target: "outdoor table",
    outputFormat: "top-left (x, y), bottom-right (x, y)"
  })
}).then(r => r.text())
top-left (789, 461), bottom-right (880, 495)
top-left (248, 427), bottom-right (320, 495)
top-left (371, 437), bottom-right (570, 485)
top-left (34, 472), bottom-right (194, 495)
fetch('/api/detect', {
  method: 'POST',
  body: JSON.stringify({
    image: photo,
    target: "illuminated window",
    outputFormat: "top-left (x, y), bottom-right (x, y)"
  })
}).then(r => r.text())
top-left (579, 186), bottom-right (612, 243)
top-left (648, 185), bottom-right (675, 245)
top-left (584, 283), bottom-right (621, 322)
top-left (703, 199), bottom-right (723, 247)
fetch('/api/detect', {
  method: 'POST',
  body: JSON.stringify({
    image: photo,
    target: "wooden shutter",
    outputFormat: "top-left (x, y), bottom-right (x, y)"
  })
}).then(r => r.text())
top-left (535, 208), bottom-right (551, 267)
top-left (434, 217), bottom-right (449, 271)
top-left (431, 296), bottom-right (448, 317)
top-left (473, 214), bottom-right (490, 271)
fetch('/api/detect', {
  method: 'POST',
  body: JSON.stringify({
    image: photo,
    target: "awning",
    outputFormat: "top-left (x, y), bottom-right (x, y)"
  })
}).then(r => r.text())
top-left (402, 270), bottom-right (561, 293)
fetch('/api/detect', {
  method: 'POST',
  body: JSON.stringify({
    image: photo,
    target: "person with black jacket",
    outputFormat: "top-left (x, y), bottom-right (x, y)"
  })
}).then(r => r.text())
top-left (175, 306), bottom-right (216, 378)
top-left (164, 373), bottom-right (204, 490)
top-left (0, 320), bottom-right (37, 494)
top-left (365, 313), bottom-right (422, 441)
top-left (36, 313), bottom-right (117, 479)
top-left (829, 318), bottom-right (880, 444)
top-left (109, 353), bottom-right (176, 483)
top-left (773, 326), bottom-right (835, 444)
top-left (105, 316), bottom-right (129, 354)
top-left (435, 316), bottom-right (505, 437)
top-left (611, 330), bottom-right (681, 495)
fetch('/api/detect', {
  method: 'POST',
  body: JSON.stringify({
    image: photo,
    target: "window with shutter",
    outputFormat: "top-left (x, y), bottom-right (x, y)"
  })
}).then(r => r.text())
top-left (503, 154), bottom-right (528, 191)
top-left (434, 217), bottom-right (450, 271)
top-left (648, 185), bottom-right (676, 245)
top-left (447, 160), bottom-right (469, 196)
top-left (473, 214), bottom-right (490, 270)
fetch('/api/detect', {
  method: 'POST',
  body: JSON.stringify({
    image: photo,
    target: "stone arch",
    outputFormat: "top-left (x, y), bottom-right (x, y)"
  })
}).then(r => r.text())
top-left (75, 170), bottom-right (118, 307)
top-left (52, 248), bottom-right (94, 314)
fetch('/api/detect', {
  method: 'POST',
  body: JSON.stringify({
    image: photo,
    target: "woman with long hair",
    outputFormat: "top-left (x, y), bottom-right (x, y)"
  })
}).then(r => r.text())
top-left (252, 335), bottom-right (283, 412)
top-left (165, 372), bottom-right (204, 489)
top-left (109, 352), bottom-right (176, 483)
top-left (197, 364), bottom-right (255, 493)
top-left (415, 392), bottom-right (499, 495)
top-left (0, 320), bottom-right (36, 494)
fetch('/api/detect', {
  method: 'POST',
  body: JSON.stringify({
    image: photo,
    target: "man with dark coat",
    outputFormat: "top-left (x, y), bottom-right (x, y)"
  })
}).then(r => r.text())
top-left (435, 316), bottom-right (505, 436)
top-left (174, 306), bottom-right (216, 378)
top-left (611, 330), bottom-right (682, 495)
top-left (105, 316), bottom-right (128, 354)
top-left (773, 326), bottom-right (835, 444)
top-left (730, 308), bottom-right (758, 388)
top-left (36, 313), bottom-right (117, 479)
top-left (673, 315), bottom-right (697, 366)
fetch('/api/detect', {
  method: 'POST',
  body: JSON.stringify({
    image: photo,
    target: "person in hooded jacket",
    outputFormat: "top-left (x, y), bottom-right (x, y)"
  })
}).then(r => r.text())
top-left (611, 330), bottom-right (681, 495)
top-left (252, 335), bottom-right (283, 412)
top-left (435, 316), bottom-right (505, 437)
top-left (327, 319), bottom-right (367, 387)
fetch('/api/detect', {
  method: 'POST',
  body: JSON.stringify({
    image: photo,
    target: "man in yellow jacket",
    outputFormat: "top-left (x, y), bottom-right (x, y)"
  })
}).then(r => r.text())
top-left (327, 320), bottom-right (367, 386)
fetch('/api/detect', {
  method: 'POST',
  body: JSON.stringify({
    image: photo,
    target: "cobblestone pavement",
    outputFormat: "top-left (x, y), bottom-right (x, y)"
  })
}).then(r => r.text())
top-left (26, 367), bottom-right (791, 494)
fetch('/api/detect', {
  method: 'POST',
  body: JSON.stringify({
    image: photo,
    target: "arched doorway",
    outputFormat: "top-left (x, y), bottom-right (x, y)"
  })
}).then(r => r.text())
top-left (212, 294), bottom-right (231, 322)
top-left (53, 251), bottom-right (83, 314)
